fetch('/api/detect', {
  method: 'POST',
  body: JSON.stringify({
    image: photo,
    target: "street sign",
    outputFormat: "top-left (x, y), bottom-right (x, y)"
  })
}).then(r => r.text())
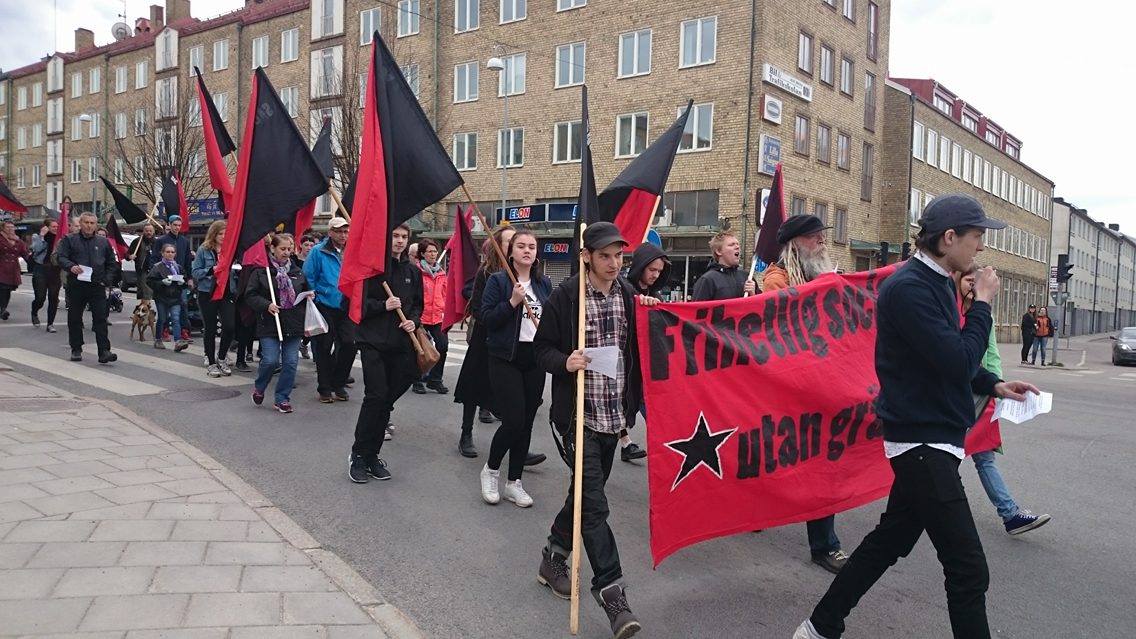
top-left (1051, 291), bottom-right (1069, 305)
top-left (646, 229), bottom-right (662, 248)
top-left (1049, 266), bottom-right (1059, 292)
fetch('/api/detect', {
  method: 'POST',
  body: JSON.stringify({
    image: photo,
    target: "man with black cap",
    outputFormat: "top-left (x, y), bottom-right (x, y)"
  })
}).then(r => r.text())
top-left (1020, 304), bottom-right (1038, 364)
top-left (534, 221), bottom-right (656, 639)
top-left (795, 194), bottom-right (1041, 639)
top-left (618, 242), bottom-right (671, 463)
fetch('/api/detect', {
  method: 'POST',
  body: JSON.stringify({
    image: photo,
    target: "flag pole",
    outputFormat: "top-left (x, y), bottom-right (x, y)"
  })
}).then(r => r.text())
top-left (382, 281), bottom-right (425, 355)
top-left (569, 223), bottom-right (588, 635)
top-left (459, 184), bottom-right (539, 330)
top-left (263, 259), bottom-right (285, 342)
top-left (640, 194), bottom-right (663, 245)
top-left (743, 254), bottom-right (759, 297)
top-left (327, 182), bottom-right (352, 222)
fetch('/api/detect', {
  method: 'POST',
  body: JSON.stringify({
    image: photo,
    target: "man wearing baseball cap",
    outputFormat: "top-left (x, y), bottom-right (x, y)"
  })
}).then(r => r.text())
top-left (796, 194), bottom-right (1042, 639)
top-left (761, 214), bottom-right (834, 293)
top-left (304, 216), bottom-right (357, 403)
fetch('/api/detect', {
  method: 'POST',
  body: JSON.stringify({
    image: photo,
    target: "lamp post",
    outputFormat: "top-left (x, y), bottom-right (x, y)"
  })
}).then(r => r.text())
top-left (77, 112), bottom-right (98, 219)
top-left (487, 56), bottom-right (507, 225)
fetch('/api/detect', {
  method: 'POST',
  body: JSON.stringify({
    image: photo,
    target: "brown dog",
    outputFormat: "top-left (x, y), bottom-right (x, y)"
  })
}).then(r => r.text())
top-left (129, 299), bottom-right (157, 342)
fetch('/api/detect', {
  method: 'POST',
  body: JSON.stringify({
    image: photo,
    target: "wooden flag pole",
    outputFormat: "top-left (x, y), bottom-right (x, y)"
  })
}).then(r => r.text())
top-left (382, 281), bottom-right (424, 355)
top-left (459, 184), bottom-right (539, 330)
top-left (743, 254), bottom-right (759, 297)
top-left (263, 259), bottom-right (285, 342)
top-left (569, 223), bottom-right (588, 635)
top-left (639, 194), bottom-right (663, 245)
top-left (328, 182), bottom-right (352, 222)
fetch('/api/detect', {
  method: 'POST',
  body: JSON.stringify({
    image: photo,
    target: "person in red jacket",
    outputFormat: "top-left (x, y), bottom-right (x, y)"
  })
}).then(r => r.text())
top-left (413, 238), bottom-right (449, 394)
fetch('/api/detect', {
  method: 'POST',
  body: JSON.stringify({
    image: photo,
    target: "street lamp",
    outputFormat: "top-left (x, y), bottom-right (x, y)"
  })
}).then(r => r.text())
top-left (77, 113), bottom-right (99, 218)
top-left (487, 56), bottom-right (508, 225)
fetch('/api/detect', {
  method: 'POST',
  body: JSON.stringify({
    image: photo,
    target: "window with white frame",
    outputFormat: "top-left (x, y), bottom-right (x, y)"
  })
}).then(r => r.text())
top-left (188, 46), bottom-right (203, 72)
top-left (909, 188), bottom-right (922, 225)
top-left (985, 130), bottom-right (998, 145)
top-left (47, 140), bottom-right (62, 174)
top-left (32, 82), bottom-right (43, 106)
top-left (962, 113), bottom-right (977, 132)
top-left (213, 40), bottom-right (229, 71)
top-left (215, 92), bottom-right (229, 121)
top-left (983, 160), bottom-right (992, 191)
top-left (88, 157), bottom-right (97, 182)
top-left (187, 150), bottom-right (202, 177)
top-left (71, 72), bottom-right (83, 98)
top-left (360, 8), bottom-right (381, 44)
top-left (842, 0), bottom-right (855, 20)
top-left (280, 86), bottom-right (299, 117)
top-left (115, 112), bottom-right (127, 139)
top-left (912, 121), bottom-right (924, 159)
top-left (312, 0), bottom-right (344, 39)
top-left (132, 156), bottom-right (144, 181)
top-left (616, 112), bottom-right (649, 158)
top-left (157, 29), bottom-right (177, 70)
top-left (71, 159), bottom-right (82, 184)
top-left (839, 56), bottom-right (853, 95)
top-left (925, 128), bottom-right (937, 167)
top-left (454, 62), bottom-right (479, 102)
top-left (678, 102), bottom-right (713, 152)
top-left (555, 42), bottom-right (585, 88)
top-left (398, 0), bottom-right (420, 36)
top-left (455, 0), bottom-right (479, 32)
top-left (135, 108), bottom-right (147, 136)
top-left (453, 132), bottom-right (477, 170)
top-left (618, 29), bottom-right (651, 78)
top-left (311, 46), bottom-right (343, 98)
top-left (115, 67), bottom-right (127, 93)
top-left (501, 0), bottom-right (525, 23)
top-left (938, 135), bottom-right (950, 173)
top-left (46, 98), bottom-right (63, 134)
top-left (401, 64), bottom-right (420, 97)
top-left (553, 120), bottom-right (582, 163)
top-left (836, 131), bottom-right (850, 170)
top-left (972, 154), bottom-right (982, 187)
top-left (32, 123), bottom-right (43, 147)
top-left (16, 167), bottom-right (25, 188)
top-left (89, 68), bottom-right (101, 93)
top-left (680, 17), bottom-right (716, 68)
top-left (135, 61), bottom-right (148, 89)
top-left (252, 36), bottom-right (269, 69)
top-left (16, 86), bottom-right (27, 110)
top-left (47, 58), bottom-right (63, 92)
top-left (0, 83), bottom-right (6, 106)
top-left (156, 77), bottom-right (178, 119)
top-left (819, 44), bottom-right (834, 85)
top-left (498, 52), bottom-right (526, 96)
top-left (963, 149), bottom-right (972, 183)
top-left (992, 167), bottom-right (1001, 198)
top-left (70, 116), bottom-right (82, 140)
top-left (558, 0), bottom-right (585, 9)
top-left (17, 126), bottom-right (26, 149)
top-left (0, 118), bottom-right (5, 141)
top-left (32, 166), bottom-right (41, 188)
top-left (497, 127), bottom-right (523, 167)
top-left (933, 94), bottom-right (951, 115)
top-left (798, 31), bottom-right (813, 74)
top-left (309, 106), bottom-right (343, 155)
top-left (281, 29), bottom-right (299, 62)
top-left (87, 115), bottom-right (99, 139)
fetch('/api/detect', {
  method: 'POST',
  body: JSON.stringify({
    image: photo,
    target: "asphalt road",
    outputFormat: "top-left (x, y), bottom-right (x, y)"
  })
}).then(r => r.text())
top-left (2, 281), bottom-right (1134, 638)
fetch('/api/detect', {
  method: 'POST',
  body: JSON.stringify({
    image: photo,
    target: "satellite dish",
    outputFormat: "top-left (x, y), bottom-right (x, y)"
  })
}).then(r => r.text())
top-left (112, 22), bottom-right (130, 41)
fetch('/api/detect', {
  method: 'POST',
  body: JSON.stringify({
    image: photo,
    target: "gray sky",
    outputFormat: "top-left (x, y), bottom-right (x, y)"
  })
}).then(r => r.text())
top-left (3, 0), bottom-right (1132, 231)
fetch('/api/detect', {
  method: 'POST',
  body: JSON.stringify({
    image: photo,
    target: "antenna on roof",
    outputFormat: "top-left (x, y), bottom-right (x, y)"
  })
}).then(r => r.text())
top-left (111, 0), bottom-right (130, 41)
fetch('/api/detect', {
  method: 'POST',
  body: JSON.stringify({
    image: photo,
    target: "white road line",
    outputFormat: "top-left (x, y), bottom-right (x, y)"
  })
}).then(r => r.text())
top-left (1120, 372), bottom-right (1136, 378)
top-left (112, 348), bottom-right (249, 387)
top-left (0, 347), bottom-right (165, 396)
top-left (1078, 370), bottom-right (1104, 375)
top-left (1111, 377), bottom-right (1135, 382)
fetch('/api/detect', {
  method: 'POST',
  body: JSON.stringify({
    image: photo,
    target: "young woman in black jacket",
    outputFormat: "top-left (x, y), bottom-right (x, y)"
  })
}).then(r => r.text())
top-left (244, 234), bottom-right (310, 414)
top-left (478, 230), bottom-right (552, 508)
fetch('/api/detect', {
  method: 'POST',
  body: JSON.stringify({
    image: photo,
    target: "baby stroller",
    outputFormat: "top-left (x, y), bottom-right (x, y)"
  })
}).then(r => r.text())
top-left (107, 287), bottom-right (124, 313)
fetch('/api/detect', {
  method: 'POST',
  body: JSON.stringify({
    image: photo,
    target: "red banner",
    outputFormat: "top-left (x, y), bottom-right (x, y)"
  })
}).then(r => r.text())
top-left (637, 265), bottom-right (900, 565)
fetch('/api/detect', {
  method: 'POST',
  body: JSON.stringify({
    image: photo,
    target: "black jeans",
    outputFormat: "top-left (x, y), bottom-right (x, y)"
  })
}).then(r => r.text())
top-left (806, 515), bottom-right (840, 556)
top-left (810, 445), bottom-right (990, 639)
top-left (235, 315), bottom-right (256, 364)
top-left (197, 292), bottom-right (235, 365)
top-left (352, 346), bottom-right (416, 457)
top-left (420, 323), bottom-right (448, 384)
top-left (0, 287), bottom-right (10, 312)
top-left (66, 282), bottom-right (111, 353)
top-left (31, 266), bottom-right (60, 325)
top-left (1020, 332), bottom-right (1034, 362)
top-left (487, 344), bottom-right (545, 481)
top-left (314, 303), bottom-right (357, 395)
top-left (549, 429), bottom-right (623, 592)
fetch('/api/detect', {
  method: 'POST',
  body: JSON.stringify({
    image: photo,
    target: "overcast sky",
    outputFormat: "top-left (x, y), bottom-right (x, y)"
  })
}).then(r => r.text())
top-left (3, 0), bottom-right (1132, 231)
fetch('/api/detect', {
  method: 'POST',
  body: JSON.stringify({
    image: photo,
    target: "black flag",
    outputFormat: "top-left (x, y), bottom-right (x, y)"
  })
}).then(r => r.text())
top-left (100, 177), bottom-right (147, 224)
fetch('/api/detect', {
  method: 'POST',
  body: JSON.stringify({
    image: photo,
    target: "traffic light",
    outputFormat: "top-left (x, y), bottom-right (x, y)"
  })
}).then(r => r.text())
top-left (901, 241), bottom-right (912, 260)
top-left (878, 241), bottom-right (890, 267)
top-left (1056, 253), bottom-right (1074, 283)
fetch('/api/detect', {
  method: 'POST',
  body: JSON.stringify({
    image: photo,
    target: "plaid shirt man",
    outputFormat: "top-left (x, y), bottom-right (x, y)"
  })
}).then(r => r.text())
top-left (583, 277), bottom-right (627, 434)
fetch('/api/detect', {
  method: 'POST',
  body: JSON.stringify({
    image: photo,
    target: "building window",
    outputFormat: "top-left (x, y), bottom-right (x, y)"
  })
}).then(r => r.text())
top-left (814, 202), bottom-right (828, 225)
top-left (360, 8), bottom-right (381, 44)
top-left (0, 118), bottom-right (5, 142)
top-left (32, 82), bottom-right (43, 106)
top-left (557, 0), bottom-right (586, 10)
top-left (280, 86), bottom-right (300, 117)
top-left (87, 115), bottom-right (99, 139)
top-left (794, 114), bottom-right (809, 156)
top-left (618, 29), bottom-right (651, 78)
top-left (115, 112), bottom-right (127, 139)
top-left (842, 0), bottom-right (855, 21)
top-left (933, 94), bottom-right (951, 115)
top-left (281, 29), bottom-right (299, 62)
top-left (213, 40), bottom-right (229, 71)
top-left (867, 2), bottom-right (879, 60)
top-left (553, 120), bottom-right (583, 163)
top-left (971, 154), bottom-right (982, 187)
top-left (189, 46), bottom-right (203, 72)
top-left (215, 92), bottom-right (229, 122)
top-left (497, 127), bottom-right (524, 167)
top-left (135, 61), bottom-right (148, 89)
top-left (71, 72), bottom-right (83, 99)
top-left (71, 160), bottom-right (82, 184)
top-left (798, 31), bottom-right (813, 75)
top-left (909, 188), bottom-right (921, 225)
top-left (455, 0), bottom-right (480, 32)
top-left (498, 52), bottom-right (526, 96)
top-left (680, 16), bottom-right (717, 68)
top-left (861, 142), bottom-right (874, 201)
top-left (16, 87), bottom-right (26, 110)
top-left (833, 207), bottom-right (848, 243)
top-left (156, 77), bottom-right (177, 119)
top-left (88, 157), bottom-right (98, 182)
top-left (951, 143), bottom-right (962, 179)
top-left (939, 135), bottom-right (950, 173)
top-left (963, 149), bottom-right (972, 183)
top-left (839, 57), bottom-right (853, 96)
top-left (962, 113), bottom-right (978, 132)
top-left (33, 123), bottom-right (43, 146)
top-left (616, 112), bottom-right (649, 158)
top-left (790, 196), bottom-right (806, 217)
top-left (135, 108), bottom-right (147, 135)
top-left (912, 121), bottom-right (924, 159)
top-left (819, 45), bottom-right (834, 86)
top-left (398, 0), bottom-right (420, 36)
top-left (925, 128), bottom-right (937, 167)
top-left (862, 72), bottom-right (876, 131)
top-left (115, 67), bottom-right (127, 93)
top-left (836, 131), bottom-right (851, 170)
top-left (16, 126), bottom-right (26, 149)
top-left (46, 98), bottom-right (63, 134)
top-left (555, 42), bottom-right (586, 88)
top-left (454, 61), bottom-right (479, 102)
top-left (16, 167), bottom-right (25, 189)
top-left (983, 160), bottom-right (992, 191)
top-left (312, 0), bottom-right (342, 38)
top-left (157, 30), bottom-right (177, 70)
top-left (500, 0), bottom-right (525, 23)
top-left (89, 68), bottom-right (101, 93)
top-left (453, 132), bottom-right (477, 170)
top-left (663, 189), bottom-right (719, 227)
top-left (311, 46), bottom-right (343, 98)
top-left (1007, 143), bottom-right (1019, 159)
top-left (817, 123), bottom-right (832, 164)
top-left (250, 36), bottom-right (269, 69)
top-left (678, 103), bottom-right (713, 152)
top-left (32, 165), bottom-right (41, 188)
top-left (985, 130), bottom-right (999, 145)
top-left (401, 64), bottom-right (420, 97)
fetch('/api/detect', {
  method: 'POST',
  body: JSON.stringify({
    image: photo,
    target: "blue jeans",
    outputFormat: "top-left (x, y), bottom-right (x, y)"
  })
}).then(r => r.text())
top-left (807, 515), bottom-right (841, 556)
top-left (156, 301), bottom-right (182, 342)
top-left (1030, 336), bottom-right (1049, 364)
top-left (255, 336), bottom-right (301, 404)
top-left (972, 451), bottom-right (1019, 522)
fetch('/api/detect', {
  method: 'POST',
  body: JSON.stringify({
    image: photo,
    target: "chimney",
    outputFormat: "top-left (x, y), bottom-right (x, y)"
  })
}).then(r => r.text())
top-left (74, 28), bottom-right (95, 51)
top-left (149, 5), bottom-right (165, 31)
top-left (1109, 224), bottom-right (1121, 232)
top-left (165, 0), bottom-right (192, 25)
top-left (134, 18), bottom-right (152, 35)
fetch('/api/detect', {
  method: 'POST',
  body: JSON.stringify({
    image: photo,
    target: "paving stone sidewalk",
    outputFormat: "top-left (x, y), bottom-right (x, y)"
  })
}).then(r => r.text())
top-left (0, 366), bottom-right (423, 639)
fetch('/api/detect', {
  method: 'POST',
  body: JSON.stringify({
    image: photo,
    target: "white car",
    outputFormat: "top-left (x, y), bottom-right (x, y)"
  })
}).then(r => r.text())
top-left (119, 233), bottom-right (139, 291)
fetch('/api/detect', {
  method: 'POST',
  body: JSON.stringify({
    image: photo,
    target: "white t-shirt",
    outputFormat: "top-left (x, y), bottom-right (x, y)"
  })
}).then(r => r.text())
top-left (518, 279), bottom-right (543, 342)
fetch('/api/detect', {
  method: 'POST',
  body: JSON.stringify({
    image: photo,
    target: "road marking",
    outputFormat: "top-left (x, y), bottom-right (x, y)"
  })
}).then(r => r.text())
top-left (1079, 370), bottom-right (1104, 375)
top-left (1111, 377), bottom-right (1135, 382)
top-left (1120, 372), bottom-right (1136, 378)
top-left (0, 347), bottom-right (165, 396)
top-left (111, 348), bottom-right (249, 387)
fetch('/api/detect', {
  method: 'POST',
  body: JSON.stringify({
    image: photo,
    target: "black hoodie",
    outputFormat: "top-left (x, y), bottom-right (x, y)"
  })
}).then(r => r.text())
top-left (626, 242), bottom-right (672, 297)
top-left (691, 262), bottom-right (747, 301)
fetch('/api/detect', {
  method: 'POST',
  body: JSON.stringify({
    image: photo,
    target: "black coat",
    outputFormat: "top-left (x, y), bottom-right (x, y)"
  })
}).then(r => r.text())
top-left (146, 262), bottom-right (188, 306)
top-left (54, 232), bottom-right (119, 287)
top-left (1020, 312), bottom-right (1038, 336)
top-left (354, 256), bottom-right (423, 351)
top-left (244, 263), bottom-right (310, 339)
top-left (691, 262), bottom-right (747, 301)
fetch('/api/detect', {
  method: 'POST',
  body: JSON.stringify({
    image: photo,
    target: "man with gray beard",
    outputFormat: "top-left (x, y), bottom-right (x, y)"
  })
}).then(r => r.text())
top-left (760, 214), bottom-right (848, 574)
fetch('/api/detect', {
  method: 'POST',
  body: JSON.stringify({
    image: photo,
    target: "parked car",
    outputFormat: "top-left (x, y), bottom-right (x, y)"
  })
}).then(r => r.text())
top-left (119, 233), bottom-right (138, 291)
top-left (1111, 327), bottom-right (1136, 366)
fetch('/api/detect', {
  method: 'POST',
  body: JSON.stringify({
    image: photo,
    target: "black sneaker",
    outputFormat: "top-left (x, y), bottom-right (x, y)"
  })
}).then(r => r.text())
top-left (31, 313), bottom-right (40, 327)
top-left (459, 432), bottom-right (478, 458)
top-left (97, 350), bottom-right (117, 364)
top-left (366, 456), bottom-right (391, 480)
top-left (1005, 509), bottom-right (1051, 535)
top-left (412, 382), bottom-right (427, 394)
top-left (346, 376), bottom-right (356, 385)
top-left (426, 381), bottom-right (449, 394)
top-left (319, 393), bottom-right (335, 404)
top-left (69, 349), bottom-right (82, 362)
top-left (333, 388), bottom-right (350, 401)
top-left (524, 452), bottom-right (547, 467)
top-left (348, 455), bottom-right (370, 483)
top-left (537, 547), bottom-right (571, 599)
top-left (478, 408), bottom-right (497, 424)
top-left (233, 360), bottom-right (252, 373)
top-left (593, 583), bottom-right (641, 639)
top-left (621, 443), bottom-right (647, 462)
top-left (811, 550), bottom-right (849, 574)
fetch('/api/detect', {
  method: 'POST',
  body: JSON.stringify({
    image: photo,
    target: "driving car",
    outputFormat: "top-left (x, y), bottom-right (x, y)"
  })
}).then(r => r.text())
top-left (1111, 327), bottom-right (1136, 366)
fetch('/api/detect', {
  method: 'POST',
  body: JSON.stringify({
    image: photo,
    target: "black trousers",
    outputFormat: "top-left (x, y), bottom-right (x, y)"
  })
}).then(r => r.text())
top-left (351, 346), bottom-right (416, 457)
top-left (549, 429), bottom-right (623, 591)
top-left (1020, 332), bottom-right (1034, 362)
top-left (810, 445), bottom-right (990, 639)
top-left (314, 303), bottom-right (357, 395)
top-left (66, 282), bottom-right (111, 353)
top-left (198, 292), bottom-right (235, 365)
top-left (235, 316), bottom-right (256, 364)
top-left (421, 323), bottom-right (448, 383)
top-left (487, 344), bottom-right (545, 481)
top-left (0, 286), bottom-right (10, 312)
top-left (31, 267), bottom-right (61, 324)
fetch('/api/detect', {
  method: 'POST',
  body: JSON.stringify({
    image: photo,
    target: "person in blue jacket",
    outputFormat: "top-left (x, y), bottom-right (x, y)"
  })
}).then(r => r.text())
top-left (303, 217), bottom-right (356, 403)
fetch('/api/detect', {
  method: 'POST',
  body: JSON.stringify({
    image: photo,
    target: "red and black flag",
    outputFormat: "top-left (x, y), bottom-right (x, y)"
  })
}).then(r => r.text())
top-left (442, 205), bottom-right (478, 332)
top-left (753, 163), bottom-right (786, 267)
top-left (160, 171), bottom-right (191, 234)
top-left (100, 177), bottom-right (148, 224)
top-left (339, 31), bottom-right (463, 322)
top-left (0, 176), bottom-right (27, 213)
top-left (570, 85), bottom-right (601, 274)
top-left (213, 67), bottom-right (330, 300)
top-left (104, 214), bottom-right (129, 261)
top-left (599, 100), bottom-right (692, 245)
top-left (288, 117), bottom-right (335, 240)
top-left (194, 67), bottom-right (236, 213)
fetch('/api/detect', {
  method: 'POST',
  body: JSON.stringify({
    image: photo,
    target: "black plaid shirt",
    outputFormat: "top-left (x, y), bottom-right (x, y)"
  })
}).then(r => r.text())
top-left (583, 278), bottom-right (627, 434)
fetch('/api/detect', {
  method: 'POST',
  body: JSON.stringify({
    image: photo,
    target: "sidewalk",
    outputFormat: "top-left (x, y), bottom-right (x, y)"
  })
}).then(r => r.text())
top-left (0, 366), bottom-right (421, 638)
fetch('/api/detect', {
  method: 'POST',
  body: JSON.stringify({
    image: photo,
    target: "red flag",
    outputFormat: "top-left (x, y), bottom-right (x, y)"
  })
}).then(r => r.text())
top-left (241, 240), bottom-right (268, 268)
top-left (441, 206), bottom-right (479, 332)
top-left (104, 215), bottom-right (129, 260)
top-left (292, 200), bottom-right (318, 243)
top-left (339, 31), bottom-right (463, 322)
top-left (0, 177), bottom-right (27, 213)
top-left (194, 68), bottom-right (236, 213)
top-left (59, 200), bottom-right (71, 236)
top-left (639, 264), bottom-right (899, 565)
top-left (599, 100), bottom-right (692, 244)
top-left (754, 163), bottom-right (786, 265)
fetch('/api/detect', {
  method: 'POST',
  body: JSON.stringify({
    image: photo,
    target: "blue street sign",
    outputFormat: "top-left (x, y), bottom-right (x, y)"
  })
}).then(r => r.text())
top-left (646, 229), bottom-right (662, 248)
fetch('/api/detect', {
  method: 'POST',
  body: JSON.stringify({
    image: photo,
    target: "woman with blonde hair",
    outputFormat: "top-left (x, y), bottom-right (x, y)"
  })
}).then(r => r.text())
top-left (191, 220), bottom-right (236, 377)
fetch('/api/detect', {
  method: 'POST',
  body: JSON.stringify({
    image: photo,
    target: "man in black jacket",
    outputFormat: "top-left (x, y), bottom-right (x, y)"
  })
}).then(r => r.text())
top-left (691, 230), bottom-right (756, 301)
top-left (348, 224), bottom-right (422, 484)
top-left (1020, 304), bottom-right (1037, 364)
top-left (796, 194), bottom-right (1040, 639)
top-left (534, 222), bottom-right (656, 639)
top-left (54, 213), bottom-right (119, 363)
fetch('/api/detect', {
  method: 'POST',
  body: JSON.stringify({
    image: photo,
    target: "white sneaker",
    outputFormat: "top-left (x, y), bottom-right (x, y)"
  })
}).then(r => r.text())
top-left (206, 363), bottom-right (223, 378)
top-left (502, 479), bottom-right (533, 508)
top-left (218, 359), bottom-right (232, 376)
top-left (480, 464), bottom-right (500, 504)
top-left (793, 620), bottom-right (831, 639)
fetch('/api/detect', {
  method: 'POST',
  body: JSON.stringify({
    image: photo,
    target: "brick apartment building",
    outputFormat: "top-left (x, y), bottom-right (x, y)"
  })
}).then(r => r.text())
top-left (878, 78), bottom-right (1054, 343)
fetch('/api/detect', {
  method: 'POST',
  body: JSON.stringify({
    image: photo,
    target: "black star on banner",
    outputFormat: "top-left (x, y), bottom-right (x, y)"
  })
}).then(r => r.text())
top-left (664, 413), bottom-right (737, 491)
